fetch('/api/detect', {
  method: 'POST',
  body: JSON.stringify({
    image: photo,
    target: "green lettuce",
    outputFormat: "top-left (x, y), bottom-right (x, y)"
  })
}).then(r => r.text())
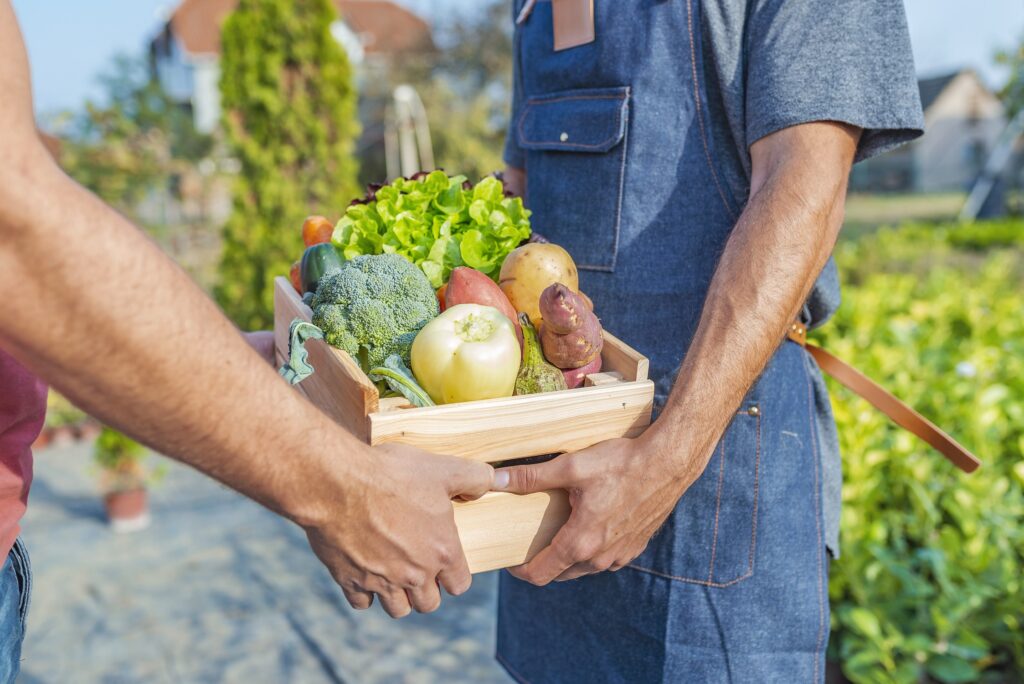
top-left (331, 171), bottom-right (532, 289)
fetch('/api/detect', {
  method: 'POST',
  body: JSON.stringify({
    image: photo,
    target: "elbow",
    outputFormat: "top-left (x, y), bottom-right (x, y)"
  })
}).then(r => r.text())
top-left (0, 134), bottom-right (57, 235)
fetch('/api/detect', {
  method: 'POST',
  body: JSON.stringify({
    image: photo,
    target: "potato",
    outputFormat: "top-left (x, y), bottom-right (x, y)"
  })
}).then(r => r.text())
top-left (498, 243), bottom-right (579, 325)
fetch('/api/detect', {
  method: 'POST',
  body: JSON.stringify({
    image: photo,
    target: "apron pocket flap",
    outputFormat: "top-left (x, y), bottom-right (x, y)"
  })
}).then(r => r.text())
top-left (518, 87), bottom-right (630, 153)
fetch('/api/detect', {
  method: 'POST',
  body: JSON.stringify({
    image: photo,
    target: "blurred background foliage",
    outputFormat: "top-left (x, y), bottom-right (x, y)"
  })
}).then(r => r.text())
top-left (819, 221), bottom-right (1024, 683)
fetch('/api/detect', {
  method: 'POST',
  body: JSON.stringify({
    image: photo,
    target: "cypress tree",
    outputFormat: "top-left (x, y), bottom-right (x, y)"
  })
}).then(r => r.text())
top-left (216, 0), bottom-right (359, 329)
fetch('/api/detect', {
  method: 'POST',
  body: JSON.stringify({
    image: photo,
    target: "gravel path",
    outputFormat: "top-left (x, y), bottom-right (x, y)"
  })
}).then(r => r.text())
top-left (18, 443), bottom-right (511, 684)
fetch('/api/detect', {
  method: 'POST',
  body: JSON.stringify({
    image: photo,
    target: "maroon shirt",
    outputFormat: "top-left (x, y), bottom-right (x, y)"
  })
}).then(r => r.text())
top-left (0, 349), bottom-right (43, 557)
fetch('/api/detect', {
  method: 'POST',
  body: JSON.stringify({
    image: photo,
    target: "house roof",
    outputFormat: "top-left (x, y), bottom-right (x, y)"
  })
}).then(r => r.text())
top-left (166, 0), bottom-right (433, 57)
top-left (918, 71), bottom-right (960, 112)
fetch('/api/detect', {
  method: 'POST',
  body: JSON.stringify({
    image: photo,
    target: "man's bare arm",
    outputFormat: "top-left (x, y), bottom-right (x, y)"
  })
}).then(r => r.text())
top-left (0, 1), bottom-right (491, 616)
top-left (497, 122), bottom-right (859, 584)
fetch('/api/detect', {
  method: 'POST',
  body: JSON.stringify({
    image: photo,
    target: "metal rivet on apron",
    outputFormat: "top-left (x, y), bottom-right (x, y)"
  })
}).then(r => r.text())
top-left (747, 406), bottom-right (760, 416)
top-left (560, 132), bottom-right (569, 142)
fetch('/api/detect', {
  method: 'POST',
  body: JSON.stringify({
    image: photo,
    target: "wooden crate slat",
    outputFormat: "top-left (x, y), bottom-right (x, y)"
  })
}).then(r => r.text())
top-left (454, 491), bottom-right (570, 573)
top-left (368, 381), bottom-right (653, 462)
top-left (274, 277), bottom-right (378, 440)
top-left (601, 330), bottom-right (649, 382)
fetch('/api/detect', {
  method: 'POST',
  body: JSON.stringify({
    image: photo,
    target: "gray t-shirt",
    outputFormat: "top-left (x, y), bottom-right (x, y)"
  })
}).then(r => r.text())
top-left (699, 0), bottom-right (924, 207)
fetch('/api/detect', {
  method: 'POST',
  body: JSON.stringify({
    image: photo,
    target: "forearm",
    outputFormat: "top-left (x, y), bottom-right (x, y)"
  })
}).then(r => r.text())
top-left (647, 122), bottom-right (860, 482)
top-left (0, 142), bottom-right (365, 526)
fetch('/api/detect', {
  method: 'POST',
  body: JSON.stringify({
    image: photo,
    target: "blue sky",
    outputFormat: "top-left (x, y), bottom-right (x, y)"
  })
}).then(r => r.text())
top-left (12, 0), bottom-right (1024, 116)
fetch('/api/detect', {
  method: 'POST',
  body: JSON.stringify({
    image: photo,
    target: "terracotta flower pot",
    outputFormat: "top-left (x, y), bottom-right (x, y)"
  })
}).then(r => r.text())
top-left (32, 429), bottom-right (52, 451)
top-left (103, 488), bottom-right (151, 533)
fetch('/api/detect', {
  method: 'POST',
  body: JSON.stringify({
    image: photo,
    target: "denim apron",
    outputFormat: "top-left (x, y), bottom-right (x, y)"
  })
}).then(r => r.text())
top-left (497, 1), bottom-right (840, 681)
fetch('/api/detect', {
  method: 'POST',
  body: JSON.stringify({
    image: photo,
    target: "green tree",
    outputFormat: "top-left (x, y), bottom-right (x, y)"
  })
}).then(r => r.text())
top-left (59, 54), bottom-right (213, 221)
top-left (996, 34), bottom-right (1024, 117)
top-left (216, 0), bottom-right (360, 329)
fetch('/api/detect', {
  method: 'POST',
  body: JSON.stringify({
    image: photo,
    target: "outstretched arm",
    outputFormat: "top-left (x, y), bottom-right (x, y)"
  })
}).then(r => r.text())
top-left (0, 1), bottom-right (492, 616)
top-left (498, 121), bottom-right (859, 584)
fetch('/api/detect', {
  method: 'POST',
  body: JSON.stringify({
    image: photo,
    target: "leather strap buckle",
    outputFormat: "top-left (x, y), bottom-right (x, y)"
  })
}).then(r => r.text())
top-left (787, 321), bottom-right (980, 474)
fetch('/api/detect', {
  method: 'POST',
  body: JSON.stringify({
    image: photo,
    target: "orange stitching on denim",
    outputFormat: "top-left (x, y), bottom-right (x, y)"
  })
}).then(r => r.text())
top-left (625, 562), bottom-right (753, 588)
top-left (706, 441), bottom-right (727, 583)
top-left (496, 652), bottom-right (533, 684)
top-left (805, 354), bottom-right (827, 683)
top-left (748, 410), bottom-right (762, 581)
top-left (627, 408), bottom-right (761, 587)
top-left (686, 0), bottom-right (737, 222)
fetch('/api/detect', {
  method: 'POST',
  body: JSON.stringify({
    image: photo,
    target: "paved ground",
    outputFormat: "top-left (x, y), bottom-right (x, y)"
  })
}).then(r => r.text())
top-left (18, 442), bottom-right (512, 684)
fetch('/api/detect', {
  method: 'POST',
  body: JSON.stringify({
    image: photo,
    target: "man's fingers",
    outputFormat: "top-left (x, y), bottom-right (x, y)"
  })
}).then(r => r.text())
top-left (377, 587), bottom-right (413, 619)
top-left (407, 581), bottom-right (443, 614)
top-left (494, 456), bottom-right (573, 495)
top-left (446, 460), bottom-right (496, 501)
top-left (437, 551), bottom-right (473, 597)
top-left (507, 526), bottom-right (578, 586)
top-left (341, 586), bottom-right (374, 610)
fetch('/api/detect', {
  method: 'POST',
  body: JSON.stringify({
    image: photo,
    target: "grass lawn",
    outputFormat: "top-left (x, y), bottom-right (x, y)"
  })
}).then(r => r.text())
top-left (842, 191), bottom-right (966, 240)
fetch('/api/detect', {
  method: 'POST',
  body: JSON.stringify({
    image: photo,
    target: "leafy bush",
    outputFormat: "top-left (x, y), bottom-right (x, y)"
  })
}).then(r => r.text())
top-left (819, 222), bottom-right (1024, 682)
top-left (215, 0), bottom-right (360, 329)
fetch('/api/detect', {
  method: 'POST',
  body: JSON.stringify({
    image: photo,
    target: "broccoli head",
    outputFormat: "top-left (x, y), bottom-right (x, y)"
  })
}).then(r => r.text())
top-left (310, 254), bottom-right (439, 371)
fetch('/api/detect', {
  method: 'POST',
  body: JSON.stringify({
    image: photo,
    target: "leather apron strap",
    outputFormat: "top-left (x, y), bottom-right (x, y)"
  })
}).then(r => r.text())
top-left (787, 322), bottom-right (981, 473)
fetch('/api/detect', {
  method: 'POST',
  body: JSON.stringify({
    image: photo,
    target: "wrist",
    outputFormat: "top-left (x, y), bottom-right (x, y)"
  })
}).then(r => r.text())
top-left (636, 423), bottom-right (701, 486)
top-left (276, 428), bottom-right (372, 531)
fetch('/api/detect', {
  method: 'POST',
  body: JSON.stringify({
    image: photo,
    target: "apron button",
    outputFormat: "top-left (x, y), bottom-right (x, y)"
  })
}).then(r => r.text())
top-left (559, 132), bottom-right (569, 142)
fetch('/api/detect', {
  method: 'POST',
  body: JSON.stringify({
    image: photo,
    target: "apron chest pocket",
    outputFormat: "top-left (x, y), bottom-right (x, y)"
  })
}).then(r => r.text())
top-left (518, 86), bottom-right (630, 272)
top-left (628, 406), bottom-right (762, 587)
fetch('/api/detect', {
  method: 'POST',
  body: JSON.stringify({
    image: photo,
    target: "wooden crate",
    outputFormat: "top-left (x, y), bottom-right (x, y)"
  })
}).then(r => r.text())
top-left (273, 276), bottom-right (654, 572)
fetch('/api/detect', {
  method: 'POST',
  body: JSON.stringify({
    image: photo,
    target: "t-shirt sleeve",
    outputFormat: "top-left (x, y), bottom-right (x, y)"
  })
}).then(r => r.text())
top-left (745, 0), bottom-right (924, 162)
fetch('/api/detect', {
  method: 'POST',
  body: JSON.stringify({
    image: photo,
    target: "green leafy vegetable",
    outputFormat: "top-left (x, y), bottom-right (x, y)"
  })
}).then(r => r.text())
top-left (369, 354), bottom-right (435, 408)
top-left (279, 320), bottom-right (325, 385)
top-left (332, 171), bottom-right (532, 288)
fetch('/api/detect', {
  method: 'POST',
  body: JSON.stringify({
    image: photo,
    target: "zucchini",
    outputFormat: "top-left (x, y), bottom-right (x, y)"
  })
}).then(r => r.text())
top-left (300, 243), bottom-right (344, 294)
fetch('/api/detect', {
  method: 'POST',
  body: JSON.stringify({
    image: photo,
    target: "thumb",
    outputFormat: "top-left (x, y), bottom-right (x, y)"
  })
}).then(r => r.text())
top-left (444, 459), bottom-right (495, 501)
top-left (493, 456), bottom-right (573, 494)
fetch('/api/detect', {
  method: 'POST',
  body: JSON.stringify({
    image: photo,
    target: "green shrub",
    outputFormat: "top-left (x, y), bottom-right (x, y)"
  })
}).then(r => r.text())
top-left (819, 222), bottom-right (1024, 682)
top-left (215, 0), bottom-right (360, 329)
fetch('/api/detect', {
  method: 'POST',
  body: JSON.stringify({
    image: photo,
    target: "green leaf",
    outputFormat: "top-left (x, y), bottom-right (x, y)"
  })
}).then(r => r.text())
top-left (925, 654), bottom-right (977, 683)
top-left (848, 608), bottom-right (883, 640)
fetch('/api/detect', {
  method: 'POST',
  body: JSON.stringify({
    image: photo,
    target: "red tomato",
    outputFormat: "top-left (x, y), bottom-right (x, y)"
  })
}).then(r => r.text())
top-left (302, 216), bottom-right (334, 247)
top-left (289, 260), bottom-right (302, 294)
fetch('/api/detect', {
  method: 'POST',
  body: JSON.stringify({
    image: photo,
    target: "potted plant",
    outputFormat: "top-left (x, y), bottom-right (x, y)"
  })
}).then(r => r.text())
top-left (93, 427), bottom-right (163, 533)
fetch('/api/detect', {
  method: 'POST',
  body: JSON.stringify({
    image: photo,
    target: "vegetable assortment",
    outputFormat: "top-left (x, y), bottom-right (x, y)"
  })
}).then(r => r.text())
top-left (280, 172), bottom-right (607, 406)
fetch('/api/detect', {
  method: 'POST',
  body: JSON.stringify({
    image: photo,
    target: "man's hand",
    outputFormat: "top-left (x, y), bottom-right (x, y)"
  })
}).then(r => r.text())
top-left (306, 444), bottom-right (493, 616)
top-left (243, 331), bottom-right (276, 366)
top-left (495, 435), bottom-right (691, 585)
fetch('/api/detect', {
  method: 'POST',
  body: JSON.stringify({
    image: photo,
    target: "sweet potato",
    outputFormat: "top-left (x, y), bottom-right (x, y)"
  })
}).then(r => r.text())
top-left (539, 283), bottom-right (603, 369)
top-left (446, 267), bottom-right (522, 344)
top-left (562, 354), bottom-right (602, 389)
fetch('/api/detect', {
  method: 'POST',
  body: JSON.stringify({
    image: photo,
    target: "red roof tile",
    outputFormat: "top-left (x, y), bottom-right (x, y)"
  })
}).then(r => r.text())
top-left (168, 0), bottom-right (433, 56)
